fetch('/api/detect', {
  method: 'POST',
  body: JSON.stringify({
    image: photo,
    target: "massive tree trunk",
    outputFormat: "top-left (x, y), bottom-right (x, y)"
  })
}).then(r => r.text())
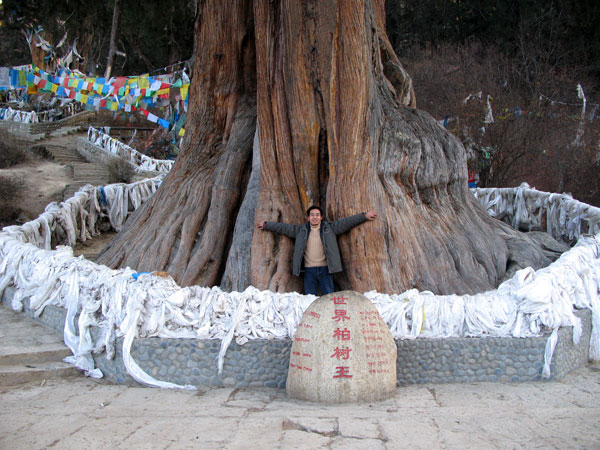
top-left (98, 0), bottom-right (546, 295)
top-left (98, 0), bottom-right (257, 287)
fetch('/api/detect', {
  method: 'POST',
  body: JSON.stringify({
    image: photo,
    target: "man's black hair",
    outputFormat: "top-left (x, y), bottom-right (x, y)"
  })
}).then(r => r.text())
top-left (306, 205), bottom-right (324, 216)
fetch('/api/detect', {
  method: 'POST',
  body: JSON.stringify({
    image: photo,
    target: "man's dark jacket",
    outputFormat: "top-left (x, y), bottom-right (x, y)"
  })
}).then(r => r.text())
top-left (263, 213), bottom-right (368, 276)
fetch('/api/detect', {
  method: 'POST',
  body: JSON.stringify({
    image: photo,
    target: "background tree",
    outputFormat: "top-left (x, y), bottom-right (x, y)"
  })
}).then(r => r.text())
top-left (0, 0), bottom-right (112, 72)
top-left (97, 0), bottom-right (550, 296)
top-left (117, 0), bottom-right (195, 73)
top-left (0, 0), bottom-right (195, 75)
top-left (104, 0), bottom-right (123, 80)
top-left (386, 0), bottom-right (600, 80)
top-left (400, 11), bottom-right (599, 206)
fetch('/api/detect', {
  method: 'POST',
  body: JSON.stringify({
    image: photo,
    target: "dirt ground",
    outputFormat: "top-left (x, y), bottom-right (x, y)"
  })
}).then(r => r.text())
top-left (73, 231), bottom-right (117, 259)
top-left (0, 158), bottom-right (70, 226)
top-left (0, 154), bottom-right (114, 258)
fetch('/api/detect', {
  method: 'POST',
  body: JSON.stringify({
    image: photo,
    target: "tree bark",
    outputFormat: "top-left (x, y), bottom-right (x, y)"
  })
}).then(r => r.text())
top-left (248, 0), bottom-right (510, 295)
top-left (99, 0), bottom-right (547, 295)
top-left (98, 0), bottom-right (257, 287)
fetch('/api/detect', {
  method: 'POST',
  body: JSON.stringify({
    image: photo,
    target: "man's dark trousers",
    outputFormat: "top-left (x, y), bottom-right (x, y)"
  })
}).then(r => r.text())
top-left (304, 266), bottom-right (334, 295)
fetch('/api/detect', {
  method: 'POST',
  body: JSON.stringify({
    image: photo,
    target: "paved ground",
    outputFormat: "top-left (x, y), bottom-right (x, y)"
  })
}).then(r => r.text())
top-left (1, 304), bottom-right (600, 449)
top-left (0, 362), bottom-right (599, 449)
top-left (2, 290), bottom-right (600, 449)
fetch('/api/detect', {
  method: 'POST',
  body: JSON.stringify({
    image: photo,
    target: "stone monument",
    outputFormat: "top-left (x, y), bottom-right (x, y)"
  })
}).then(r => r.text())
top-left (286, 290), bottom-right (397, 403)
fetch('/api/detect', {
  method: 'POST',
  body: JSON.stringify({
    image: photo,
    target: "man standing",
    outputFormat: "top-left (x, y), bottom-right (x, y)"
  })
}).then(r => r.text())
top-left (256, 206), bottom-right (377, 295)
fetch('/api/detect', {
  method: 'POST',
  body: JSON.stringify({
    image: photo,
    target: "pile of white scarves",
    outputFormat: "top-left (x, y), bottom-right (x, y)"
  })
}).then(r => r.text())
top-left (0, 180), bottom-right (598, 390)
top-left (473, 185), bottom-right (600, 240)
top-left (0, 107), bottom-right (39, 123)
top-left (87, 127), bottom-right (174, 174)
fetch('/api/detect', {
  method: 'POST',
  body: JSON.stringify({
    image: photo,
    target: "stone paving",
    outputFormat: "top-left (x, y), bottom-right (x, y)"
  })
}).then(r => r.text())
top-left (1, 364), bottom-right (599, 449)
top-left (2, 289), bottom-right (599, 448)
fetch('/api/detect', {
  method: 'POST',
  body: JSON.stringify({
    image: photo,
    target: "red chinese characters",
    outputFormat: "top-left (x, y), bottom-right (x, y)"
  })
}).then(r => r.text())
top-left (360, 310), bottom-right (389, 375)
top-left (289, 308), bottom-right (322, 375)
top-left (329, 294), bottom-right (354, 379)
top-left (330, 346), bottom-right (352, 360)
top-left (332, 309), bottom-right (351, 322)
top-left (330, 295), bottom-right (348, 305)
top-left (333, 366), bottom-right (353, 378)
top-left (333, 327), bottom-right (351, 341)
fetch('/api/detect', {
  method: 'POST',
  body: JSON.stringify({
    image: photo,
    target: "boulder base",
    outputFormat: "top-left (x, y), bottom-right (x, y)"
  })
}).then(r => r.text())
top-left (286, 290), bottom-right (397, 403)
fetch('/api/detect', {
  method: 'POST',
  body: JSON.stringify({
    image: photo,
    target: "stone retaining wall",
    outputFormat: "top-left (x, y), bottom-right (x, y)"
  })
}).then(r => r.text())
top-left (76, 138), bottom-right (159, 179)
top-left (0, 119), bottom-right (62, 136)
top-left (0, 110), bottom-right (116, 137)
top-left (396, 313), bottom-right (591, 384)
top-left (3, 288), bottom-right (591, 388)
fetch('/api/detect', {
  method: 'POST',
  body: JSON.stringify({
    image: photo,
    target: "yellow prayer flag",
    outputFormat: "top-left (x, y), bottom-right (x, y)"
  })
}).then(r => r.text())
top-left (50, 83), bottom-right (58, 93)
top-left (178, 128), bottom-right (186, 137)
top-left (181, 85), bottom-right (189, 100)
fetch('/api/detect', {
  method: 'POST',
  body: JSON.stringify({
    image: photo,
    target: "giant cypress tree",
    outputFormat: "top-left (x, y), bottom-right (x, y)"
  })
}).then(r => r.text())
top-left (98, 0), bottom-right (547, 295)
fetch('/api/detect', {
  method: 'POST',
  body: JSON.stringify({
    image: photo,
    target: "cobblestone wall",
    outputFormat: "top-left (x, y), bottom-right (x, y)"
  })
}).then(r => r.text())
top-left (2, 289), bottom-right (591, 388)
top-left (395, 313), bottom-right (591, 384)
top-left (92, 333), bottom-right (291, 388)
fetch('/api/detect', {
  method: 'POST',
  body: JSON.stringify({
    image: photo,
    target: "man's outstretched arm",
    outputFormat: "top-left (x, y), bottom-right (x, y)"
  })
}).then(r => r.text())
top-left (330, 211), bottom-right (377, 234)
top-left (256, 220), bottom-right (300, 238)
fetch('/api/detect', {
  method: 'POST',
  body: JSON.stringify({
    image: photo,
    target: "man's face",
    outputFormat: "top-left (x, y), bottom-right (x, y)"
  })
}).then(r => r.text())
top-left (308, 210), bottom-right (322, 226)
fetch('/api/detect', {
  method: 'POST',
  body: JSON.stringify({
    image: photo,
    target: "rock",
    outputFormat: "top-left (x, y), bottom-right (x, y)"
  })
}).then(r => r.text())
top-left (286, 290), bottom-right (397, 403)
